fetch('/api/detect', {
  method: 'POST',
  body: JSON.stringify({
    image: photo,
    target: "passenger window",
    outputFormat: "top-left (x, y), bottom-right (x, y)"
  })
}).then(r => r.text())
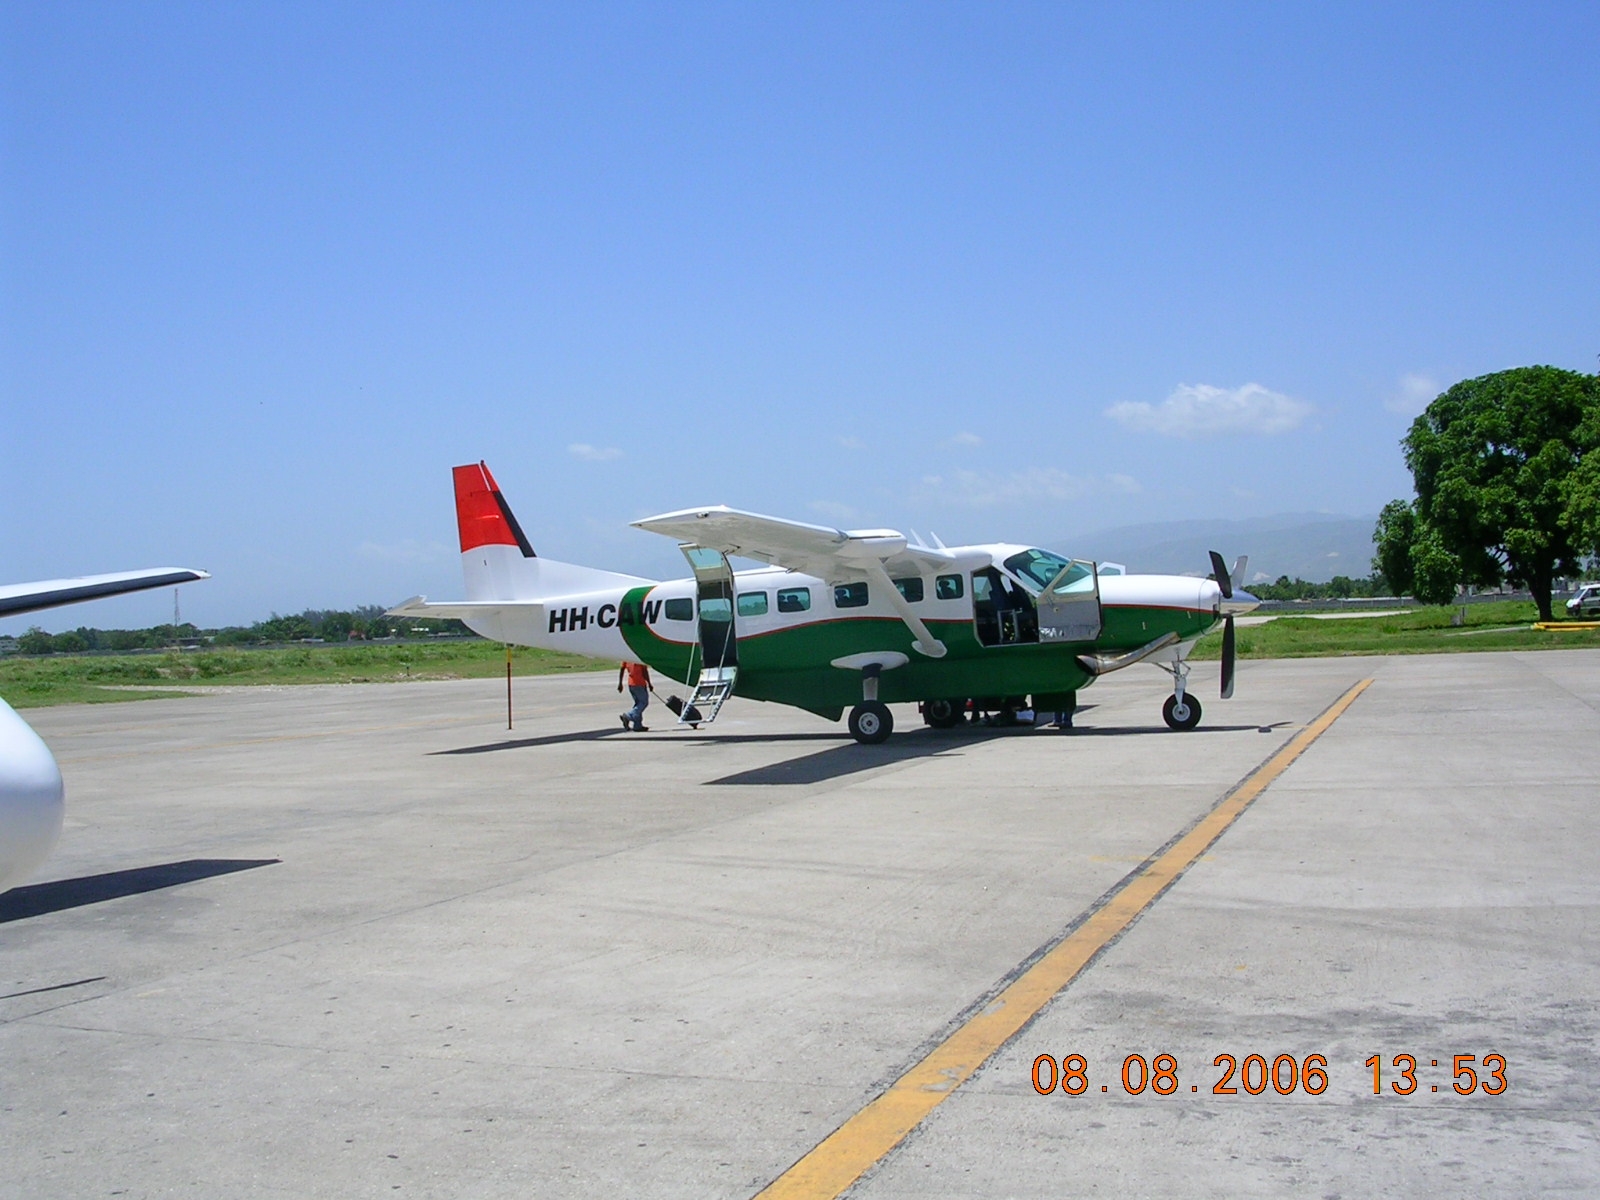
top-left (935, 574), bottom-right (964, 600)
top-left (893, 577), bottom-right (924, 603)
top-left (737, 592), bottom-right (769, 617)
top-left (664, 598), bottom-right (693, 621)
top-left (834, 582), bottom-right (869, 608)
top-left (777, 587), bottom-right (811, 613)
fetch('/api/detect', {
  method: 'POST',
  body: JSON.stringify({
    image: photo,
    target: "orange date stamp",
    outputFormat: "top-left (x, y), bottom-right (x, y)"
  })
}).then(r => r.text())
top-left (1031, 1052), bottom-right (1507, 1097)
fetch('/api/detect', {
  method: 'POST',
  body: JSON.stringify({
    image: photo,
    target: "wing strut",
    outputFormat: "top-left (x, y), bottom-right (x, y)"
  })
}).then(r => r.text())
top-left (858, 558), bottom-right (947, 658)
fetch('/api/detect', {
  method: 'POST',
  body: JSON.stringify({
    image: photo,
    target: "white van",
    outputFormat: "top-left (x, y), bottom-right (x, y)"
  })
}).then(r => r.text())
top-left (1567, 583), bottom-right (1600, 618)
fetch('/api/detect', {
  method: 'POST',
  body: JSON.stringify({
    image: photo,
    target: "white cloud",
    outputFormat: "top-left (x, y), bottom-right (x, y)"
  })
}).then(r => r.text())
top-left (917, 468), bottom-right (1140, 508)
top-left (949, 431), bottom-right (983, 446)
top-left (1106, 383), bottom-right (1313, 438)
top-left (1385, 373), bottom-right (1439, 416)
top-left (357, 539), bottom-right (453, 565)
top-left (568, 443), bottom-right (624, 461)
top-left (809, 500), bottom-right (859, 523)
top-left (837, 436), bottom-right (867, 451)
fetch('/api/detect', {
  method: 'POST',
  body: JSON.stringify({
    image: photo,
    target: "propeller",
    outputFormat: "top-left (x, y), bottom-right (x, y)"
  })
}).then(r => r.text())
top-left (1209, 550), bottom-right (1237, 698)
top-left (1220, 607), bottom-right (1236, 699)
top-left (1209, 550), bottom-right (1233, 599)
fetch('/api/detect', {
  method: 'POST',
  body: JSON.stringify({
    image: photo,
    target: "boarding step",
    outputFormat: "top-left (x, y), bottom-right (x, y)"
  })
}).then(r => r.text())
top-left (679, 665), bottom-right (737, 726)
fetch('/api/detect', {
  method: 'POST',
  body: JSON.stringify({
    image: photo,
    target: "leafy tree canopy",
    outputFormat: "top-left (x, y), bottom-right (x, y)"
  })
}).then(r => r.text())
top-left (1381, 366), bottom-right (1600, 619)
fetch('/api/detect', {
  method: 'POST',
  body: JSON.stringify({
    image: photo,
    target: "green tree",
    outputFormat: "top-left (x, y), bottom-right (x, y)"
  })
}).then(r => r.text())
top-left (1392, 366), bottom-right (1600, 620)
top-left (1561, 401), bottom-right (1600, 566)
top-left (1372, 499), bottom-right (1418, 596)
top-left (1408, 523), bottom-right (1465, 606)
top-left (18, 627), bottom-right (55, 655)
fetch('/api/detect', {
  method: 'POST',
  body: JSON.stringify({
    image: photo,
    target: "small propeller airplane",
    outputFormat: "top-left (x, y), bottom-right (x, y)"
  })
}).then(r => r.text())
top-left (1, 566), bottom-right (209, 893)
top-left (391, 463), bottom-right (1259, 744)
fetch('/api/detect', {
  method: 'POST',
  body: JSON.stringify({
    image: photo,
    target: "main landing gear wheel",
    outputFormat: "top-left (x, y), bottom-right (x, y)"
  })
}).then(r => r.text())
top-left (1162, 693), bottom-right (1202, 731)
top-left (849, 701), bottom-right (894, 744)
top-left (922, 698), bottom-right (965, 730)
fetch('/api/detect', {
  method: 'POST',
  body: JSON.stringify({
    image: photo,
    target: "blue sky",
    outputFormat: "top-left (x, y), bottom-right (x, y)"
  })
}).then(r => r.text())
top-left (4, 2), bottom-right (1597, 631)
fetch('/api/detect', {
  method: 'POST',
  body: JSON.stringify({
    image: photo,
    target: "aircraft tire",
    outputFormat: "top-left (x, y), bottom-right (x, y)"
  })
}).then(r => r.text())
top-left (849, 701), bottom-right (894, 744)
top-left (923, 699), bottom-right (965, 729)
top-left (1162, 693), bottom-right (1202, 731)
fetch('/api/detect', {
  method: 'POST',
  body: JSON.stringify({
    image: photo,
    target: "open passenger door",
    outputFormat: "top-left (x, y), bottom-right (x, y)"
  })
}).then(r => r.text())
top-left (678, 545), bottom-right (738, 725)
top-left (1036, 559), bottom-right (1102, 643)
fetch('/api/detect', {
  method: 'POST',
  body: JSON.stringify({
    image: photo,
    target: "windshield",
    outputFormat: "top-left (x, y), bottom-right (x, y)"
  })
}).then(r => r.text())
top-left (1003, 549), bottom-right (1074, 592)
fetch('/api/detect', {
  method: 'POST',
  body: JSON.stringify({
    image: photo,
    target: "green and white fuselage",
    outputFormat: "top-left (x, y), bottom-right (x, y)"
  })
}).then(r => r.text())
top-left (389, 464), bottom-right (1257, 741)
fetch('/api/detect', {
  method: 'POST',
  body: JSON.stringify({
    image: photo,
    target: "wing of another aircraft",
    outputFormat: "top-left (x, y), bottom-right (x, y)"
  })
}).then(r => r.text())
top-left (0, 568), bottom-right (211, 620)
top-left (1, 564), bottom-right (209, 893)
top-left (631, 506), bottom-right (955, 579)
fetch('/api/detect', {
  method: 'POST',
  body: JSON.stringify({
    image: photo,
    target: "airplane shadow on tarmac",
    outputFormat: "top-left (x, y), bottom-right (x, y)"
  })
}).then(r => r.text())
top-left (0, 858), bottom-right (280, 923)
top-left (433, 727), bottom-right (636, 755)
top-left (433, 712), bottom-right (1282, 778)
top-left (437, 729), bottom-right (849, 755)
top-left (707, 727), bottom-right (1014, 786)
top-left (1075, 724), bottom-right (1274, 737)
top-left (705, 718), bottom-right (1279, 786)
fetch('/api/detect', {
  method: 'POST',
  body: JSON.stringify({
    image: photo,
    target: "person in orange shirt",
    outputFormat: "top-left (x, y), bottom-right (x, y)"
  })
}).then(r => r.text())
top-left (618, 660), bottom-right (652, 731)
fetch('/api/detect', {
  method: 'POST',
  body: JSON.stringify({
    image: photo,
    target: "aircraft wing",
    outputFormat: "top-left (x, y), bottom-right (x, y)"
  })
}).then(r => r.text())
top-left (0, 568), bottom-right (210, 620)
top-left (630, 506), bottom-right (955, 579)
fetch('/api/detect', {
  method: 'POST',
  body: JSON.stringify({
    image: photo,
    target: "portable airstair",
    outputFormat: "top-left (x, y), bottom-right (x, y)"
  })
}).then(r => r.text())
top-left (680, 664), bottom-right (737, 727)
top-left (676, 544), bottom-right (740, 728)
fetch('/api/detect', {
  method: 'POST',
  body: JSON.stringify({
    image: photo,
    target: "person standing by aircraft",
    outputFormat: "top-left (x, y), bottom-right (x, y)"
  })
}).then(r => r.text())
top-left (618, 660), bottom-right (652, 731)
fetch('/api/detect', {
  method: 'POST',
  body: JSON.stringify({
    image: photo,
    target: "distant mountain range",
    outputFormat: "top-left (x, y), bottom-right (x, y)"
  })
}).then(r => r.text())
top-left (1066, 513), bottom-right (1379, 584)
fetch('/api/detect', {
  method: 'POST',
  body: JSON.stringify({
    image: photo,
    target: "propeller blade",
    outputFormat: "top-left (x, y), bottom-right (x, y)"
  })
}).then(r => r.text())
top-left (1220, 613), bottom-right (1236, 699)
top-left (1209, 550), bottom-right (1233, 599)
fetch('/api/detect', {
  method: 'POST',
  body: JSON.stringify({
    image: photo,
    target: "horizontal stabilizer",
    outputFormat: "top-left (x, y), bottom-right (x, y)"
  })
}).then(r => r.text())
top-left (386, 596), bottom-right (538, 621)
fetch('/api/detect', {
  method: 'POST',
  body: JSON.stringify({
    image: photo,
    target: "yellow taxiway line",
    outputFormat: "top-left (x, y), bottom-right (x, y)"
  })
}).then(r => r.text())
top-left (753, 677), bottom-right (1375, 1200)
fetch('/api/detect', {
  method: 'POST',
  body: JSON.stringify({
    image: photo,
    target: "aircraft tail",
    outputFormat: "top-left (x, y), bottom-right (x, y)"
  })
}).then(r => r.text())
top-left (453, 462), bottom-right (649, 601)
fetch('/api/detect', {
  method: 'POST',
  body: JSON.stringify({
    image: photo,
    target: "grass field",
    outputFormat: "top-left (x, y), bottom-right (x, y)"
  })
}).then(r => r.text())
top-left (3, 602), bottom-right (1598, 708)
top-left (0, 640), bottom-right (606, 708)
top-left (1189, 599), bottom-right (1600, 660)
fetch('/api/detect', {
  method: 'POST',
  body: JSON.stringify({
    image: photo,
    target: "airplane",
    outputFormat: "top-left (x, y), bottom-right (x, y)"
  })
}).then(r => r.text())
top-left (1, 567), bottom-right (209, 893)
top-left (390, 462), bottom-right (1260, 745)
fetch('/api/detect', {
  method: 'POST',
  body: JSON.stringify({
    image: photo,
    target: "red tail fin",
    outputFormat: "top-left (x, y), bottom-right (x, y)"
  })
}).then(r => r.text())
top-left (453, 462), bottom-right (535, 556)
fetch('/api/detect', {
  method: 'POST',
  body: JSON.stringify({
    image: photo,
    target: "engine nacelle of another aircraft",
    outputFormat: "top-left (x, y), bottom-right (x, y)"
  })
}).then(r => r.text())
top-left (0, 697), bottom-right (66, 892)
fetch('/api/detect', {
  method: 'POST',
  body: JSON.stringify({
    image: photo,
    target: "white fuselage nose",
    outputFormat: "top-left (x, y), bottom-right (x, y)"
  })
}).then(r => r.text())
top-left (0, 697), bottom-right (66, 892)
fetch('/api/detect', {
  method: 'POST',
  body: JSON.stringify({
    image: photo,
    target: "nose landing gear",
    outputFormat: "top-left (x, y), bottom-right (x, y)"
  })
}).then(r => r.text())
top-left (1162, 691), bottom-right (1202, 731)
top-left (1159, 657), bottom-right (1202, 730)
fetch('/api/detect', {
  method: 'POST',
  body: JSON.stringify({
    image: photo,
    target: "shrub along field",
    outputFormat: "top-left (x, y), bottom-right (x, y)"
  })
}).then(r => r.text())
top-left (0, 640), bottom-right (605, 708)
top-left (2, 602), bottom-right (1597, 708)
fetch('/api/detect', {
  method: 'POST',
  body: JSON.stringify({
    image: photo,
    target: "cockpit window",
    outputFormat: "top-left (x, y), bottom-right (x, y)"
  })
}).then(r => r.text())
top-left (1003, 549), bottom-right (1074, 592)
